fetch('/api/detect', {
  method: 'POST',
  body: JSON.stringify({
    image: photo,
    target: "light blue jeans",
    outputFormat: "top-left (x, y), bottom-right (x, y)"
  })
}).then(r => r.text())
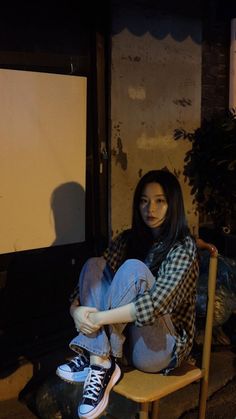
top-left (70, 257), bottom-right (176, 373)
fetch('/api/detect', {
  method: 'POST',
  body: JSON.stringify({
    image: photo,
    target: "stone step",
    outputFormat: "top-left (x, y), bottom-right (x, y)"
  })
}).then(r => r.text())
top-left (0, 362), bottom-right (33, 401)
top-left (0, 398), bottom-right (37, 419)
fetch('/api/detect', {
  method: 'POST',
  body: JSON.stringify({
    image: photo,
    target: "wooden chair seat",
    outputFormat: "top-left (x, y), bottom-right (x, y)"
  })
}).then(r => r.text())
top-left (114, 362), bottom-right (202, 402)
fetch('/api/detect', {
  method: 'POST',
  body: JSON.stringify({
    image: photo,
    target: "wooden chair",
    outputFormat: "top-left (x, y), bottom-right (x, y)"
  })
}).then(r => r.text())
top-left (113, 238), bottom-right (218, 419)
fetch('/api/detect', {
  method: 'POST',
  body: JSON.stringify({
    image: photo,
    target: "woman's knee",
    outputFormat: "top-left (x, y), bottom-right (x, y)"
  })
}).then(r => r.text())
top-left (118, 259), bottom-right (152, 278)
top-left (121, 258), bottom-right (146, 270)
top-left (116, 259), bottom-right (155, 285)
top-left (84, 256), bottom-right (106, 270)
top-left (79, 256), bottom-right (107, 289)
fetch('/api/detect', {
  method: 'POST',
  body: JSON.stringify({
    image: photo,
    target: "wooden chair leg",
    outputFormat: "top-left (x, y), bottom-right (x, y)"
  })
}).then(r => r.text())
top-left (198, 378), bottom-right (208, 419)
top-left (138, 402), bottom-right (149, 419)
top-left (151, 400), bottom-right (160, 419)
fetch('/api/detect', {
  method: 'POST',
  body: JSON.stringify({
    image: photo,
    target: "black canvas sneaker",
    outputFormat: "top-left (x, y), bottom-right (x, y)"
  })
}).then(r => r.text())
top-left (56, 352), bottom-right (90, 383)
top-left (78, 357), bottom-right (121, 418)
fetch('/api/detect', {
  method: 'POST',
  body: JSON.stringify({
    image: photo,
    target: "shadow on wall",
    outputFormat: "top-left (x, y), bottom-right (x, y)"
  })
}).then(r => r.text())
top-left (51, 182), bottom-right (85, 246)
top-left (0, 182), bottom-right (86, 389)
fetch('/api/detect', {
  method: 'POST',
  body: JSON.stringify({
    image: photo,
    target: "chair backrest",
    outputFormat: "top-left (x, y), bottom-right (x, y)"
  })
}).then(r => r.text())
top-left (196, 239), bottom-right (218, 370)
top-left (196, 238), bottom-right (218, 417)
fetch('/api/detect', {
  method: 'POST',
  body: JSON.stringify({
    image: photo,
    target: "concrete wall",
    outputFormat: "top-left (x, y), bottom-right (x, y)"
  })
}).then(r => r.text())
top-left (110, 5), bottom-right (202, 237)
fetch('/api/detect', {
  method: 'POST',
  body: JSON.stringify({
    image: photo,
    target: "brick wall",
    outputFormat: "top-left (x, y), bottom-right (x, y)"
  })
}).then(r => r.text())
top-left (201, 13), bottom-right (230, 119)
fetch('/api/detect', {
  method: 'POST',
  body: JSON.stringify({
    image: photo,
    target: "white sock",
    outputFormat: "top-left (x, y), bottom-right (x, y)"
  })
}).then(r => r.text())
top-left (90, 355), bottom-right (111, 369)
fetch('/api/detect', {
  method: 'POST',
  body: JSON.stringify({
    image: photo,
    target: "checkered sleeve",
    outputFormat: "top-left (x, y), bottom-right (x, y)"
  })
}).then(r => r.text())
top-left (134, 236), bottom-right (198, 326)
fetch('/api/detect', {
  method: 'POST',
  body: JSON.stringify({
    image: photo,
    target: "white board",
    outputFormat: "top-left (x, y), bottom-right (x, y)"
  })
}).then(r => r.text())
top-left (0, 69), bottom-right (87, 253)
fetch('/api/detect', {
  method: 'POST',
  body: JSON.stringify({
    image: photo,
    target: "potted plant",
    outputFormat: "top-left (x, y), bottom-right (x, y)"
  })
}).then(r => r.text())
top-left (174, 109), bottom-right (236, 234)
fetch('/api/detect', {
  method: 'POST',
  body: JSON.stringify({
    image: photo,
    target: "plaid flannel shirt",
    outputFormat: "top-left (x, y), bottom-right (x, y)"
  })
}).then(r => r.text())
top-left (103, 230), bottom-right (199, 366)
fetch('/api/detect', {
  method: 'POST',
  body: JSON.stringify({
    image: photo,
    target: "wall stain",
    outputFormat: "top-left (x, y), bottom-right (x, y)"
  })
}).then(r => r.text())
top-left (173, 168), bottom-right (181, 179)
top-left (121, 55), bottom-right (141, 62)
top-left (112, 137), bottom-right (128, 171)
top-left (173, 98), bottom-right (192, 107)
top-left (138, 168), bottom-right (143, 178)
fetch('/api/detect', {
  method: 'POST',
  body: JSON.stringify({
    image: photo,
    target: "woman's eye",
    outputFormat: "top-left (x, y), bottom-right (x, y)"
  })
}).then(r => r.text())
top-left (156, 199), bottom-right (166, 205)
top-left (140, 198), bottom-right (148, 205)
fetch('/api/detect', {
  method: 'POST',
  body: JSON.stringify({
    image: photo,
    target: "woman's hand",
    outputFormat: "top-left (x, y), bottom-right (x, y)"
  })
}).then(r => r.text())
top-left (70, 298), bottom-right (80, 317)
top-left (72, 306), bottom-right (100, 335)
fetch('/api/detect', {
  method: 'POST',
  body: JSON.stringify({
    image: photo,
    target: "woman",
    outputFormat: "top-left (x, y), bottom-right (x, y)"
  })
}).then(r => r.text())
top-left (56, 170), bottom-right (199, 419)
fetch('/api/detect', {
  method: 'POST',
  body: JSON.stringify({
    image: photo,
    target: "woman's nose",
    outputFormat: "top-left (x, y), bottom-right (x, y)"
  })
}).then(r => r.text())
top-left (148, 201), bottom-right (156, 211)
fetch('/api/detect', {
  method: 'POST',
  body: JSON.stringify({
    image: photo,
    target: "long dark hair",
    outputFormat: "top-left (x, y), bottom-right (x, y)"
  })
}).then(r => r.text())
top-left (124, 170), bottom-right (191, 266)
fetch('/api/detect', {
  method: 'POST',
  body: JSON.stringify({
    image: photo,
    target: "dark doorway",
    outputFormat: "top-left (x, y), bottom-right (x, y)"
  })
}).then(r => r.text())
top-left (0, 3), bottom-right (109, 370)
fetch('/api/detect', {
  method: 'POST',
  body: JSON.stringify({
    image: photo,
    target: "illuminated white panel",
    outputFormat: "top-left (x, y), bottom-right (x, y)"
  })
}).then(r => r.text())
top-left (0, 69), bottom-right (87, 253)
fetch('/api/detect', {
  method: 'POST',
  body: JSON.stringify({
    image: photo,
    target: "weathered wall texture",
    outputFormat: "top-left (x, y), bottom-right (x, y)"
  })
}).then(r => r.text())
top-left (110, 6), bottom-right (202, 237)
top-left (202, 19), bottom-right (229, 118)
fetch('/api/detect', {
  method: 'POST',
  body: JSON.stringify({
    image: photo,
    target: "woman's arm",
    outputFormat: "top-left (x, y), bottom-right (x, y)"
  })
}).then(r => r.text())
top-left (134, 237), bottom-right (199, 327)
top-left (72, 303), bottom-right (136, 335)
top-left (89, 302), bottom-right (137, 326)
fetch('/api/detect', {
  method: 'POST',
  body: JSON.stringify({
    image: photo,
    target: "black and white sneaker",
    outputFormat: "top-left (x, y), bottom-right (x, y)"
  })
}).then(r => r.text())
top-left (56, 352), bottom-right (90, 383)
top-left (78, 357), bottom-right (121, 419)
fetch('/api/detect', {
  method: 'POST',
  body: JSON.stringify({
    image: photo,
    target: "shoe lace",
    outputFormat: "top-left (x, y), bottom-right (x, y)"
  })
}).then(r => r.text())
top-left (71, 355), bottom-right (87, 368)
top-left (83, 368), bottom-right (106, 401)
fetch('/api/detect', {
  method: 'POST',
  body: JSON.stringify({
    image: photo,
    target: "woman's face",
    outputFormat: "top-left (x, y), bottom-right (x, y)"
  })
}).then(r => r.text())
top-left (139, 182), bottom-right (168, 230)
